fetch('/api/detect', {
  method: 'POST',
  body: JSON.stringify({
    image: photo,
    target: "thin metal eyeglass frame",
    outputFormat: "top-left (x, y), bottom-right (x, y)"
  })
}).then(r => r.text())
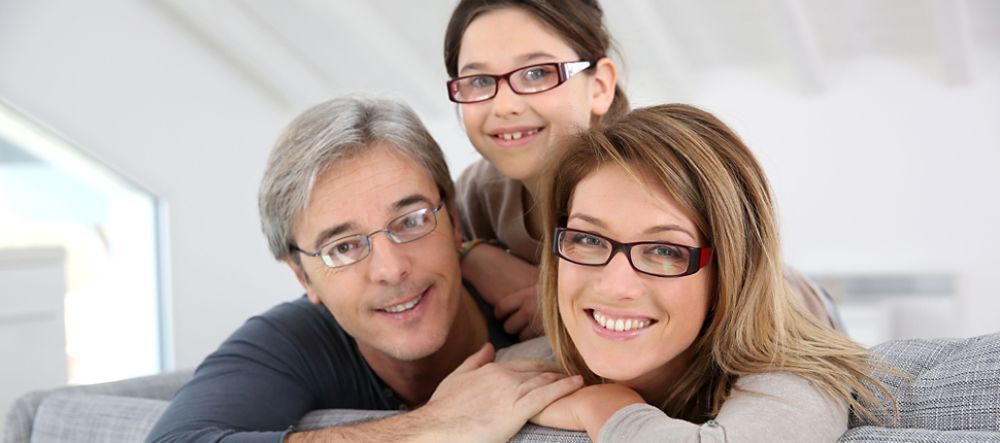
top-left (552, 227), bottom-right (713, 278)
top-left (446, 60), bottom-right (592, 104)
top-left (294, 203), bottom-right (444, 269)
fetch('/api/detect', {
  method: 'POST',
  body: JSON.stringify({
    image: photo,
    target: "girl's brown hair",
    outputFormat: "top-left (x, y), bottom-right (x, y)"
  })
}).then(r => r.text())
top-left (539, 103), bottom-right (896, 423)
top-left (444, 0), bottom-right (629, 122)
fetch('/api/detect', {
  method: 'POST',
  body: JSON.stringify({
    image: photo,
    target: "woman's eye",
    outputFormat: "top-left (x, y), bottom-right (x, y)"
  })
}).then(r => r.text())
top-left (646, 244), bottom-right (686, 260)
top-left (571, 233), bottom-right (604, 247)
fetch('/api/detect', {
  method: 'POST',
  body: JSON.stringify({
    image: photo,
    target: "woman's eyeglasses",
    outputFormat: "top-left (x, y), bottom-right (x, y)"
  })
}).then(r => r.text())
top-left (553, 227), bottom-right (713, 278)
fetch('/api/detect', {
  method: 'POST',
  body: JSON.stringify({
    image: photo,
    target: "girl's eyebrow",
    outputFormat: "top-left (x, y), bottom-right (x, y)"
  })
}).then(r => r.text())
top-left (568, 213), bottom-right (697, 242)
top-left (458, 52), bottom-right (560, 75)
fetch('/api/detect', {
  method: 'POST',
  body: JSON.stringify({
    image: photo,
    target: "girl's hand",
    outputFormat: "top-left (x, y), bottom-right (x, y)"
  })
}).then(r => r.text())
top-left (461, 244), bottom-right (543, 339)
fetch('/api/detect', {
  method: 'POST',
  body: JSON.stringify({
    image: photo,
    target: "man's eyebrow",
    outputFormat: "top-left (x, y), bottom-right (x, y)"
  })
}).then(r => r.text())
top-left (393, 194), bottom-right (435, 211)
top-left (310, 194), bottom-right (436, 250)
top-left (458, 52), bottom-right (559, 75)
top-left (568, 213), bottom-right (697, 242)
top-left (312, 222), bottom-right (355, 251)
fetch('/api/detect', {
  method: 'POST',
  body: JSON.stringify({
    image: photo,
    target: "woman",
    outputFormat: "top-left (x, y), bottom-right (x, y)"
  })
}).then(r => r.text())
top-left (530, 104), bottom-right (894, 441)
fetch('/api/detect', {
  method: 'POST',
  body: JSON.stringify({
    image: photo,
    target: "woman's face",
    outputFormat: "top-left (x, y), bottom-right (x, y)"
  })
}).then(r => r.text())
top-left (558, 165), bottom-right (715, 398)
top-left (456, 7), bottom-right (615, 183)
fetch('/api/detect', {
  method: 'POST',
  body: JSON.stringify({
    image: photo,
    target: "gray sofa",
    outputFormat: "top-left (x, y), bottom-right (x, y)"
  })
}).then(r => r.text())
top-left (6, 333), bottom-right (1000, 442)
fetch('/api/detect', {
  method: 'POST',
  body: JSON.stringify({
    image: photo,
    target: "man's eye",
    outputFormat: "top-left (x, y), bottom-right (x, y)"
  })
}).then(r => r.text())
top-left (328, 238), bottom-right (364, 256)
top-left (400, 213), bottom-right (425, 230)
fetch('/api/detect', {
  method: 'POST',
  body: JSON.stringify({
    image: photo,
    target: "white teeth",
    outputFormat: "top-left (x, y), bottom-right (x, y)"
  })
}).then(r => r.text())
top-left (591, 310), bottom-right (650, 332)
top-left (383, 294), bottom-right (422, 313)
top-left (497, 129), bottom-right (537, 141)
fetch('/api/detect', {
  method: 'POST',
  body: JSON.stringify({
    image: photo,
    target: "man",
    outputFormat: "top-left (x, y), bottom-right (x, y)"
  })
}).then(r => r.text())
top-left (147, 96), bottom-right (581, 442)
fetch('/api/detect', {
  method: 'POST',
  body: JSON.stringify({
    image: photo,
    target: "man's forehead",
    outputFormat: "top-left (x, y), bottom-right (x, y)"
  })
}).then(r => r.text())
top-left (297, 146), bottom-right (440, 247)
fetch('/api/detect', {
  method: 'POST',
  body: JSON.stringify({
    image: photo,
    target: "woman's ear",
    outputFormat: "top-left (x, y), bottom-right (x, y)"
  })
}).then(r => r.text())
top-left (589, 57), bottom-right (619, 117)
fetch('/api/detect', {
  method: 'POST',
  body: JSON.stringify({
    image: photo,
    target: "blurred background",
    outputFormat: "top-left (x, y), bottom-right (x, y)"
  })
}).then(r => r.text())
top-left (1, 0), bottom-right (998, 426)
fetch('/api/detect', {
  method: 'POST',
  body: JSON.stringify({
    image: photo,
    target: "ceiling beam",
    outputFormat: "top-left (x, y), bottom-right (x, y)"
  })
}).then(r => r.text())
top-left (293, 0), bottom-right (443, 117)
top-left (153, 0), bottom-right (334, 111)
top-left (775, 0), bottom-right (826, 93)
top-left (927, 0), bottom-right (975, 85)
top-left (609, 0), bottom-right (696, 103)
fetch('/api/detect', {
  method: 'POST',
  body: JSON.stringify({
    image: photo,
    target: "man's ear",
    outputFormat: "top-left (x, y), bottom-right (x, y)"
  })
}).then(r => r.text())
top-left (284, 256), bottom-right (321, 305)
top-left (589, 57), bottom-right (619, 117)
top-left (448, 201), bottom-right (463, 250)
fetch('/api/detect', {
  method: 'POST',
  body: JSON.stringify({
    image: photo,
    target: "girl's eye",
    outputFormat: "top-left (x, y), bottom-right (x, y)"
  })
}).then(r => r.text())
top-left (468, 76), bottom-right (495, 90)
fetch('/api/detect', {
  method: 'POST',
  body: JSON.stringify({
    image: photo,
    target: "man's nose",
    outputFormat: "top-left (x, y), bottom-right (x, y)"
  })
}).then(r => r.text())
top-left (366, 233), bottom-right (410, 285)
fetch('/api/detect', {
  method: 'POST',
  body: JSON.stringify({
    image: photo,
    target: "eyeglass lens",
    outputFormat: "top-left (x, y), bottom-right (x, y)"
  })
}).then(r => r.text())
top-left (556, 229), bottom-right (695, 277)
top-left (319, 207), bottom-right (438, 268)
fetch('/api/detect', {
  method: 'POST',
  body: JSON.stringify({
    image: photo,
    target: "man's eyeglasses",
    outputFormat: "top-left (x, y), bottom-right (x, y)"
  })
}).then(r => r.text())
top-left (294, 203), bottom-right (444, 269)
top-left (447, 60), bottom-right (592, 104)
top-left (553, 227), bottom-right (713, 278)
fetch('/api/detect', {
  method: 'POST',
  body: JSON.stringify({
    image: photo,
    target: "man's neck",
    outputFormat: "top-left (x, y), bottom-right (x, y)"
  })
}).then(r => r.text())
top-left (359, 286), bottom-right (488, 407)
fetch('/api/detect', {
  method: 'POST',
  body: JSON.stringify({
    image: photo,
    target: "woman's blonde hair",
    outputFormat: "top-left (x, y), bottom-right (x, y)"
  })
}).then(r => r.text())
top-left (539, 103), bottom-right (895, 423)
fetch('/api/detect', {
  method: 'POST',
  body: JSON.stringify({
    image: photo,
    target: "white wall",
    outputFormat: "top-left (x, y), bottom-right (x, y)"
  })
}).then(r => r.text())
top-left (0, 0), bottom-right (299, 369)
top-left (1, 1), bottom-right (997, 374)
top-left (683, 59), bottom-right (1000, 337)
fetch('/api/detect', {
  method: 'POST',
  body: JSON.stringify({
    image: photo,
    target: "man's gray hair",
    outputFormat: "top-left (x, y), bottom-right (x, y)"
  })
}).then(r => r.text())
top-left (258, 95), bottom-right (454, 260)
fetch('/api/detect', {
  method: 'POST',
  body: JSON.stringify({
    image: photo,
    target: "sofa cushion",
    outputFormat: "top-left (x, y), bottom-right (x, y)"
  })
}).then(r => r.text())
top-left (850, 332), bottom-right (1000, 432)
top-left (4, 370), bottom-right (192, 443)
top-left (24, 395), bottom-right (590, 443)
top-left (840, 425), bottom-right (1000, 442)
top-left (31, 394), bottom-right (168, 443)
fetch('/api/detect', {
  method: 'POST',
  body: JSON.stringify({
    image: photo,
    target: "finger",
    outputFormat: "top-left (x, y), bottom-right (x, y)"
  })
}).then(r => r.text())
top-left (519, 315), bottom-right (545, 341)
top-left (515, 372), bottom-right (564, 398)
top-left (493, 286), bottom-right (530, 319)
top-left (503, 305), bottom-right (532, 336)
top-left (498, 358), bottom-right (561, 373)
top-left (452, 342), bottom-right (494, 375)
top-left (516, 375), bottom-right (585, 421)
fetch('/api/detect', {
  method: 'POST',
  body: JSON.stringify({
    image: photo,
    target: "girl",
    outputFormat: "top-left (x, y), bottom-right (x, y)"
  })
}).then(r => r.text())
top-left (531, 104), bottom-right (894, 441)
top-left (443, 0), bottom-right (838, 339)
top-left (444, 0), bottom-right (623, 338)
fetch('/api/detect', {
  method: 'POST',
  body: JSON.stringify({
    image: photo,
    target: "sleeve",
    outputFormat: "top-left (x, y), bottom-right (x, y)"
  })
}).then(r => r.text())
top-left (146, 305), bottom-right (323, 443)
top-left (598, 373), bottom-right (847, 443)
top-left (455, 159), bottom-right (498, 242)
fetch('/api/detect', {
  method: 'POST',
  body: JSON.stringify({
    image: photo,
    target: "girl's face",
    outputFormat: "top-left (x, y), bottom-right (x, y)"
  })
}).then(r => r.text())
top-left (456, 7), bottom-right (616, 183)
top-left (558, 165), bottom-right (715, 399)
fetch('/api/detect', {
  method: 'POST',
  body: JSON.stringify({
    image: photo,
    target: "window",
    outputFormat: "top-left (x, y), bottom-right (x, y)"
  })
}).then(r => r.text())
top-left (0, 100), bottom-right (162, 384)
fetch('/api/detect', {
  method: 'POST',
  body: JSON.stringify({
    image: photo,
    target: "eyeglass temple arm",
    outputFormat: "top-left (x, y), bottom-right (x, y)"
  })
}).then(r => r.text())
top-left (698, 247), bottom-right (714, 269)
top-left (561, 61), bottom-right (592, 79)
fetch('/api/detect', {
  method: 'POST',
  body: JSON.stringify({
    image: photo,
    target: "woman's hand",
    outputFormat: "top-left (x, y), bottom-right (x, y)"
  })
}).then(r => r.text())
top-left (461, 244), bottom-right (543, 339)
top-left (531, 383), bottom-right (646, 440)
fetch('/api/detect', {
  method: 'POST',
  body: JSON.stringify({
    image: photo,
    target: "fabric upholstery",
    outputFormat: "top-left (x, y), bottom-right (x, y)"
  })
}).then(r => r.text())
top-left (5, 333), bottom-right (999, 442)
top-left (849, 333), bottom-right (1000, 432)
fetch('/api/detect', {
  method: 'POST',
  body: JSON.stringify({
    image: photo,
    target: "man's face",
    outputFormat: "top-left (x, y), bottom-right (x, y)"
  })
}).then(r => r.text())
top-left (288, 143), bottom-right (463, 362)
